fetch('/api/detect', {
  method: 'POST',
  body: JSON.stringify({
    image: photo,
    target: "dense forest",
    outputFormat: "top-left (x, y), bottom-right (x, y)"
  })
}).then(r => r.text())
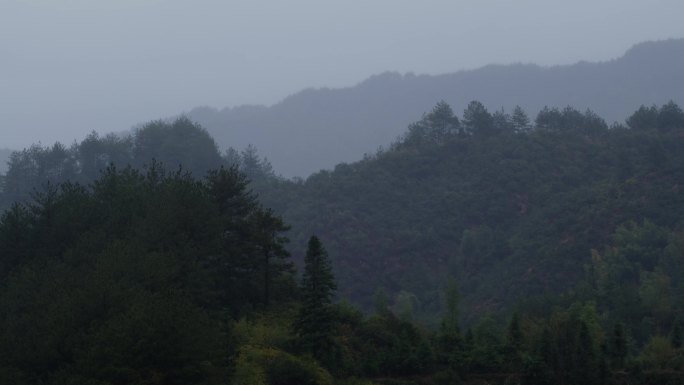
top-left (2, 101), bottom-right (684, 384)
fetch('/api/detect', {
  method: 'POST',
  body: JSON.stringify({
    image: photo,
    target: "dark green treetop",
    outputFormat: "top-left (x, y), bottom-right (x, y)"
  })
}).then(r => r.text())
top-left (294, 236), bottom-right (338, 365)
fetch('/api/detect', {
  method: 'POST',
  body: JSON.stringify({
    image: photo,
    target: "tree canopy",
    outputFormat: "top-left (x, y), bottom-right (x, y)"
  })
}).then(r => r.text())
top-left (2, 101), bottom-right (684, 384)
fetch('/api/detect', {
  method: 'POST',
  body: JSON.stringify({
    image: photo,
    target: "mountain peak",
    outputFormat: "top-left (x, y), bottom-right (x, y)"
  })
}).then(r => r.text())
top-left (187, 39), bottom-right (684, 178)
top-left (621, 38), bottom-right (684, 62)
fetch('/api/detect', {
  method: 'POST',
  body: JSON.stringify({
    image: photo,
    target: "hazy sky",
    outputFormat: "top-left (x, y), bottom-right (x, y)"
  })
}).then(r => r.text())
top-left (2, 0), bottom-right (684, 149)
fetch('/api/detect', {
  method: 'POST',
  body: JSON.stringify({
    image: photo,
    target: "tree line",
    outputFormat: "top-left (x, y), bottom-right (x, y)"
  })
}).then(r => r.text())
top-left (2, 100), bottom-right (684, 384)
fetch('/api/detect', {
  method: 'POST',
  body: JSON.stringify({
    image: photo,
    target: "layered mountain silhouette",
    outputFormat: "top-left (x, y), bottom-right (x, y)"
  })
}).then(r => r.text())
top-left (188, 39), bottom-right (684, 178)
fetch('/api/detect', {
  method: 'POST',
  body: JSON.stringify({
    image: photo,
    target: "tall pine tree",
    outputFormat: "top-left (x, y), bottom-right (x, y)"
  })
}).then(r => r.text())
top-left (294, 236), bottom-right (337, 363)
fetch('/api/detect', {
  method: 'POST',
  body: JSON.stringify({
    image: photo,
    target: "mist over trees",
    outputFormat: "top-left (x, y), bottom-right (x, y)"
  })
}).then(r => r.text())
top-left (249, 99), bottom-right (684, 320)
top-left (187, 39), bottom-right (684, 177)
top-left (3, 93), bottom-right (684, 382)
top-left (0, 117), bottom-right (275, 213)
top-left (0, 149), bottom-right (11, 174)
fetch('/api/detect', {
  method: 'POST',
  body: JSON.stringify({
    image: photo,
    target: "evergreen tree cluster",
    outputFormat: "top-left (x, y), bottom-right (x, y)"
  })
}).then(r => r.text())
top-left (253, 100), bottom-right (684, 326)
top-left (1, 101), bottom-right (684, 384)
top-left (0, 163), bottom-right (292, 384)
top-left (0, 117), bottom-right (275, 212)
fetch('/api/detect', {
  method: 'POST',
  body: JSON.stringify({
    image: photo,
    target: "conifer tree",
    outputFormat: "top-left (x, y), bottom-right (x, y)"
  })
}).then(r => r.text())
top-left (574, 321), bottom-right (598, 385)
top-left (608, 322), bottom-right (628, 369)
top-left (463, 100), bottom-right (494, 136)
top-left (505, 312), bottom-right (524, 371)
top-left (442, 279), bottom-right (461, 336)
top-left (511, 105), bottom-right (531, 133)
top-left (436, 279), bottom-right (465, 373)
top-left (294, 236), bottom-right (337, 362)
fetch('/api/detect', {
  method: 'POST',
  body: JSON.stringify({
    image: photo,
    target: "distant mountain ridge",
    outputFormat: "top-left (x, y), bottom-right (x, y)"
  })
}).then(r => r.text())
top-left (186, 39), bottom-right (684, 177)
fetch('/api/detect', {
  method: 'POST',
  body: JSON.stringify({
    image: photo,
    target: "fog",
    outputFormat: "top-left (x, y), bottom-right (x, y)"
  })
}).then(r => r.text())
top-left (2, 0), bottom-right (684, 149)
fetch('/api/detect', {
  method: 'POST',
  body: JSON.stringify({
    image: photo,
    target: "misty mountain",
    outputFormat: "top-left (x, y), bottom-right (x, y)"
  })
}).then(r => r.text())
top-left (251, 101), bottom-right (684, 325)
top-left (186, 39), bottom-right (684, 177)
top-left (3, 101), bottom-right (684, 383)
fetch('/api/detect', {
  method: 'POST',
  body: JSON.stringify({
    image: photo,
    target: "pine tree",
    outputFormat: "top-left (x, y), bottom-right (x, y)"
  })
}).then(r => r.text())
top-left (294, 236), bottom-right (337, 362)
top-left (442, 279), bottom-right (461, 336)
top-left (436, 279), bottom-right (463, 371)
top-left (505, 312), bottom-right (524, 372)
top-left (608, 322), bottom-right (628, 369)
top-left (462, 100), bottom-right (494, 136)
top-left (511, 105), bottom-right (531, 133)
top-left (249, 207), bottom-right (292, 306)
top-left (405, 101), bottom-right (460, 145)
top-left (574, 321), bottom-right (598, 385)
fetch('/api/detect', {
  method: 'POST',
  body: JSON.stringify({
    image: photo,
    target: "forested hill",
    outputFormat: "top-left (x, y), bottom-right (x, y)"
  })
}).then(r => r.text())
top-left (187, 39), bottom-right (684, 177)
top-left (4, 101), bottom-right (684, 330)
top-left (252, 101), bottom-right (684, 328)
top-left (3, 103), bottom-right (684, 383)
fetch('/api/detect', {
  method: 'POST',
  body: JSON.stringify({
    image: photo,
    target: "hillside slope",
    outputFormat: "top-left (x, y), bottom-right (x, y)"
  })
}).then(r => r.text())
top-left (253, 102), bottom-right (684, 325)
top-left (188, 39), bottom-right (684, 177)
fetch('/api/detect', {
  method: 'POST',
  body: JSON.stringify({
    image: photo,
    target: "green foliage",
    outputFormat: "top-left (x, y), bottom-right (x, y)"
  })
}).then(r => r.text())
top-left (0, 162), bottom-right (292, 383)
top-left (441, 279), bottom-right (460, 336)
top-left (393, 290), bottom-right (419, 322)
top-left (511, 106), bottom-right (531, 133)
top-left (462, 100), bottom-right (494, 136)
top-left (607, 322), bottom-right (628, 369)
top-left (294, 236), bottom-right (338, 365)
top-left (586, 220), bottom-right (684, 346)
top-left (133, 117), bottom-right (223, 177)
top-left (640, 336), bottom-right (676, 370)
top-left (404, 101), bottom-right (461, 145)
top-left (434, 279), bottom-right (466, 375)
top-left (3, 143), bottom-right (78, 206)
top-left (534, 106), bottom-right (607, 135)
top-left (253, 100), bottom-right (684, 330)
top-left (78, 131), bottom-right (133, 180)
top-left (3, 101), bottom-right (684, 383)
top-left (468, 315), bottom-right (504, 373)
top-left (234, 345), bottom-right (333, 385)
top-left (627, 105), bottom-right (659, 130)
top-left (355, 312), bottom-right (434, 377)
top-left (335, 378), bottom-right (379, 385)
top-left (231, 310), bottom-right (296, 350)
top-left (503, 313), bottom-right (524, 372)
top-left (627, 101), bottom-right (684, 132)
top-left (656, 101), bottom-right (684, 131)
top-left (0, 117), bottom-right (227, 212)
